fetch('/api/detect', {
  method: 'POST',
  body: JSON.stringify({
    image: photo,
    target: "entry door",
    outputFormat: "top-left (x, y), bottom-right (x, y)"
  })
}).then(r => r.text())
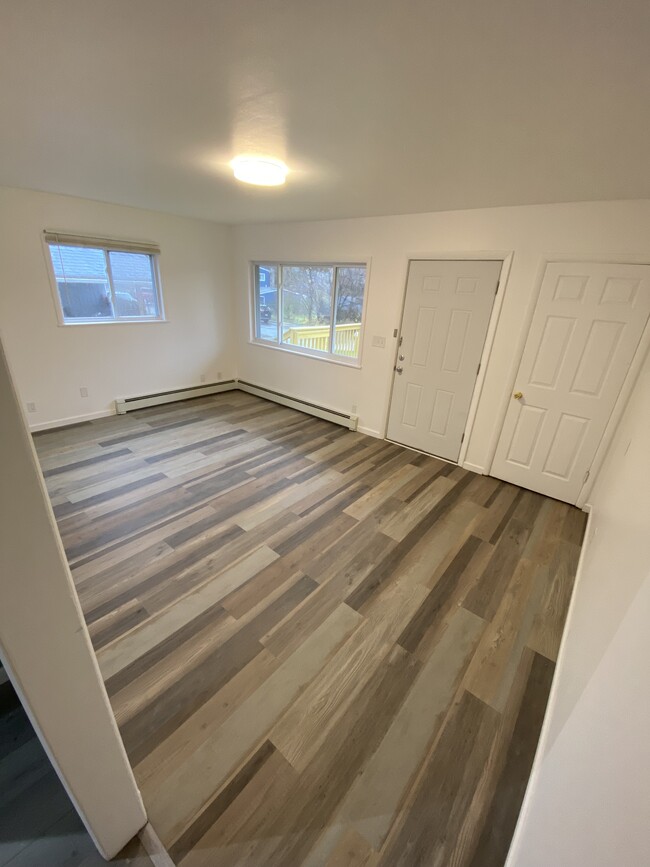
top-left (491, 261), bottom-right (650, 503)
top-left (387, 259), bottom-right (501, 461)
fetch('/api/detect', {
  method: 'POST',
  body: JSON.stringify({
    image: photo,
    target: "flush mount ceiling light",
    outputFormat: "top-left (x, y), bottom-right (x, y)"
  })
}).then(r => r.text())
top-left (230, 155), bottom-right (288, 186)
top-left (231, 156), bottom-right (288, 186)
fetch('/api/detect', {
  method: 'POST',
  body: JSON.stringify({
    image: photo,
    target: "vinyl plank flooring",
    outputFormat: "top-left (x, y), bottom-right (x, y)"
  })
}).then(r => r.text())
top-left (463, 558), bottom-right (548, 712)
top-left (308, 606), bottom-right (485, 862)
top-left (466, 649), bottom-right (555, 867)
top-left (376, 690), bottom-right (502, 867)
top-left (0, 705), bottom-right (153, 867)
top-left (463, 517), bottom-right (533, 621)
top-left (168, 740), bottom-right (277, 865)
top-left (175, 747), bottom-right (300, 867)
top-left (133, 648), bottom-right (280, 791)
top-left (264, 643), bottom-right (421, 867)
top-left (261, 533), bottom-right (396, 659)
top-left (34, 392), bottom-right (587, 867)
top-left (144, 605), bottom-right (362, 845)
top-left (324, 829), bottom-right (377, 867)
top-left (526, 540), bottom-right (580, 661)
top-left (346, 495), bottom-right (481, 613)
top-left (3, 809), bottom-right (152, 867)
top-left (268, 619), bottom-right (400, 772)
top-left (119, 573), bottom-right (318, 765)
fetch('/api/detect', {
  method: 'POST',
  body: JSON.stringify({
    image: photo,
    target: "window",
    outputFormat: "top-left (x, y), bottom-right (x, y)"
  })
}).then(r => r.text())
top-left (252, 263), bottom-right (367, 363)
top-left (44, 232), bottom-right (164, 324)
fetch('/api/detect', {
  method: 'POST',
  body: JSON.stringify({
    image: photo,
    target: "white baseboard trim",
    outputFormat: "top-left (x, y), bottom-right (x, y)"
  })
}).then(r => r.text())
top-left (357, 425), bottom-right (382, 438)
top-left (29, 379), bottom-right (359, 435)
top-left (462, 461), bottom-right (486, 475)
top-left (504, 506), bottom-right (594, 867)
top-left (30, 409), bottom-right (115, 432)
top-left (139, 822), bottom-right (175, 867)
top-left (29, 382), bottom-right (239, 432)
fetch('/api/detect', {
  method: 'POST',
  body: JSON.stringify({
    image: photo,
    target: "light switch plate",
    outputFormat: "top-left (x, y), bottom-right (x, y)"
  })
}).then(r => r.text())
top-left (371, 335), bottom-right (386, 348)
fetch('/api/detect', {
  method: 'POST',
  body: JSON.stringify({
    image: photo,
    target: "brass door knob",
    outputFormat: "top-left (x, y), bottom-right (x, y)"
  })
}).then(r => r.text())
top-left (513, 391), bottom-right (523, 400)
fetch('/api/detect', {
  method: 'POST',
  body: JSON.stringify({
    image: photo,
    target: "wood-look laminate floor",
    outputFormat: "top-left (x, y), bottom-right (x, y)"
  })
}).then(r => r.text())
top-left (0, 699), bottom-right (153, 867)
top-left (34, 392), bottom-right (587, 867)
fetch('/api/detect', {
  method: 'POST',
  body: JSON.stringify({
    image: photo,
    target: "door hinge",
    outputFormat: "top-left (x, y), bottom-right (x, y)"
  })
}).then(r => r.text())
top-left (583, 469), bottom-right (590, 484)
top-left (398, 335), bottom-right (403, 346)
top-left (495, 282), bottom-right (500, 296)
top-left (476, 362), bottom-right (481, 376)
top-left (460, 432), bottom-right (465, 444)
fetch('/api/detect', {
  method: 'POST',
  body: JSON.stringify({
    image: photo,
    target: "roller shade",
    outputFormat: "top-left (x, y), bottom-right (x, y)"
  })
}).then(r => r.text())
top-left (43, 231), bottom-right (160, 256)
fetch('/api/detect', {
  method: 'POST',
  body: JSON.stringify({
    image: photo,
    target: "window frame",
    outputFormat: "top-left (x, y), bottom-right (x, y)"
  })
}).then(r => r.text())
top-left (249, 260), bottom-right (370, 368)
top-left (42, 232), bottom-right (166, 326)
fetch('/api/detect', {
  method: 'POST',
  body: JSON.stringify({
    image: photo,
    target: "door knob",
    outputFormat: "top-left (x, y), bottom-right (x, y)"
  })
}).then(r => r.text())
top-left (394, 366), bottom-right (403, 374)
top-left (513, 391), bottom-right (523, 400)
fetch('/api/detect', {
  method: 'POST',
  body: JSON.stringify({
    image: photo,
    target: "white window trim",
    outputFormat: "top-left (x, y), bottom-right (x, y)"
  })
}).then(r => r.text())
top-left (247, 337), bottom-right (363, 369)
top-left (249, 259), bottom-right (370, 367)
top-left (42, 231), bottom-right (166, 326)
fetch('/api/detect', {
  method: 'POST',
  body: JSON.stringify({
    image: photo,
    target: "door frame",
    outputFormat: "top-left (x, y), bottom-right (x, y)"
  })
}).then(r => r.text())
top-left (487, 254), bottom-right (650, 509)
top-left (385, 250), bottom-right (514, 467)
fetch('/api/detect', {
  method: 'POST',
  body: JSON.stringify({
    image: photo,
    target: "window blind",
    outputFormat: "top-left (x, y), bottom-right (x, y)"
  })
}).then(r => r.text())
top-left (43, 231), bottom-right (160, 256)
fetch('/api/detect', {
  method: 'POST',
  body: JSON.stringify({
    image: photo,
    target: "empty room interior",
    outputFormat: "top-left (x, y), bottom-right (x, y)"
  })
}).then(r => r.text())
top-left (1, 2), bottom-right (649, 866)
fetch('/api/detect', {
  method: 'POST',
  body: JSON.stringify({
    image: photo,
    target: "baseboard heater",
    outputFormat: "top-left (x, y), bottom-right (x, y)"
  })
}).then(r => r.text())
top-left (115, 379), bottom-right (358, 431)
top-left (115, 380), bottom-right (237, 414)
top-left (237, 380), bottom-right (358, 430)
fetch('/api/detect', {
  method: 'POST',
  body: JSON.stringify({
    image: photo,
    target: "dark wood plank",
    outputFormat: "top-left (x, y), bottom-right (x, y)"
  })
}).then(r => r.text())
top-left (169, 740), bottom-right (276, 864)
top-left (41, 446), bottom-right (132, 477)
top-left (463, 517), bottom-right (532, 621)
top-left (346, 470), bottom-right (475, 611)
top-left (397, 534), bottom-right (483, 653)
top-left (119, 574), bottom-right (318, 764)
top-left (467, 651), bottom-right (555, 867)
top-left (376, 691), bottom-right (501, 867)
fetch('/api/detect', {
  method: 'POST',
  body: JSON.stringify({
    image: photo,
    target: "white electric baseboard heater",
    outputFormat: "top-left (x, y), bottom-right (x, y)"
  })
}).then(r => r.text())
top-left (115, 379), bottom-right (358, 431)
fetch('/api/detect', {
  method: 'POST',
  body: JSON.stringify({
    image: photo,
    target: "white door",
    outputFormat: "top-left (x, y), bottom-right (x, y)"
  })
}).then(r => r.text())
top-left (387, 259), bottom-right (501, 461)
top-left (491, 261), bottom-right (650, 504)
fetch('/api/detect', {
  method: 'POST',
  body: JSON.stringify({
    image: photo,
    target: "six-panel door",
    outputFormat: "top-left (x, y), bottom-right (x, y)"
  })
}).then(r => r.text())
top-left (387, 259), bottom-right (501, 461)
top-left (491, 261), bottom-right (650, 503)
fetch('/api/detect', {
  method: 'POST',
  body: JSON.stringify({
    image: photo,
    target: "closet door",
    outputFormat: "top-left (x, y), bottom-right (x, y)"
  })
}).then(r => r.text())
top-left (491, 261), bottom-right (650, 503)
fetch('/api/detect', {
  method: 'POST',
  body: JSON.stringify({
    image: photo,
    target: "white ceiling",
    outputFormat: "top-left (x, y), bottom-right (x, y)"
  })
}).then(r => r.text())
top-left (1, 0), bottom-right (648, 224)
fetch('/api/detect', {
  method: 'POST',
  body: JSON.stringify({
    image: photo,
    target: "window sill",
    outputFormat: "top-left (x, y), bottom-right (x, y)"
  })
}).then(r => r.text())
top-left (57, 318), bottom-right (168, 327)
top-left (249, 338), bottom-right (362, 369)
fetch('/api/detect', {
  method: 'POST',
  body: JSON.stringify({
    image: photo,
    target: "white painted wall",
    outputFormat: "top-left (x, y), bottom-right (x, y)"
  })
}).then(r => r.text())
top-left (3, 190), bottom-right (648, 472)
top-left (0, 337), bottom-right (147, 859)
top-left (232, 199), bottom-right (650, 474)
top-left (506, 345), bottom-right (650, 867)
top-left (0, 186), bottom-right (234, 429)
top-left (2, 188), bottom-right (650, 861)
